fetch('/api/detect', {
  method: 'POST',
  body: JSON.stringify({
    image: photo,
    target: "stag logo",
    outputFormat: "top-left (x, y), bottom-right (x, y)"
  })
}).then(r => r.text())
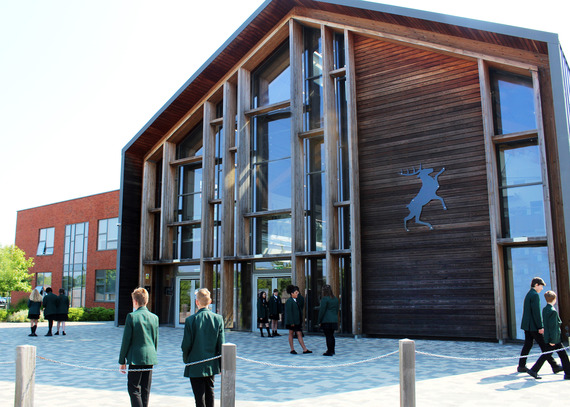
top-left (400, 164), bottom-right (447, 231)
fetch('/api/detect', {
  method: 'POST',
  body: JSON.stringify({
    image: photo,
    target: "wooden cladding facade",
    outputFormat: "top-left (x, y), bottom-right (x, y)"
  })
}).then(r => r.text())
top-left (354, 35), bottom-right (496, 339)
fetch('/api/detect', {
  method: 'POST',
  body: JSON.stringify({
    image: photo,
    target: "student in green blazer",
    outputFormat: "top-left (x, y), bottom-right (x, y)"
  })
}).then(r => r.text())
top-left (55, 288), bottom-right (70, 336)
top-left (527, 291), bottom-right (570, 380)
top-left (42, 287), bottom-right (59, 336)
top-left (257, 291), bottom-right (271, 337)
top-left (517, 277), bottom-right (562, 374)
top-left (118, 287), bottom-right (159, 407)
top-left (181, 288), bottom-right (225, 407)
top-left (268, 288), bottom-right (283, 337)
top-left (285, 285), bottom-right (311, 355)
top-left (27, 288), bottom-right (43, 337)
top-left (317, 284), bottom-right (339, 356)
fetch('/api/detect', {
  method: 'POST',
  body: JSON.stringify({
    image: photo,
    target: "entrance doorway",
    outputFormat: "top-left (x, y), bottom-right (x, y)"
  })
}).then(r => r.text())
top-left (175, 276), bottom-right (200, 328)
top-left (252, 274), bottom-right (291, 333)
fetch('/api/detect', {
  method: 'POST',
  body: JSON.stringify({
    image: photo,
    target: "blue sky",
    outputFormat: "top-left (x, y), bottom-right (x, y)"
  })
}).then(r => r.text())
top-left (1, 0), bottom-right (568, 248)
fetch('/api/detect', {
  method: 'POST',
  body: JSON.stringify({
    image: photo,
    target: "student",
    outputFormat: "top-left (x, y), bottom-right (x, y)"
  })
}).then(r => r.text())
top-left (55, 288), bottom-right (70, 335)
top-left (27, 288), bottom-right (43, 337)
top-left (268, 288), bottom-right (283, 337)
top-left (285, 285), bottom-right (311, 355)
top-left (526, 291), bottom-right (570, 380)
top-left (118, 287), bottom-right (159, 407)
top-left (517, 277), bottom-right (562, 374)
top-left (42, 287), bottom-right (59, 336)
top-left (317, 284), bottom-right (339, 356)
top-left (257, 291), bottom-right (271, 337)
top-left (181, 288), bottom-right (225, 407)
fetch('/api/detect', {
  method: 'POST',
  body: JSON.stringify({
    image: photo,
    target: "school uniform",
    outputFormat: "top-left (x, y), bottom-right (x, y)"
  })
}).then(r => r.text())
top-left (257, 298), bottom-right (269, 323)
top-left (518, 288), bottom-right (560, 372)
top-left (318, 296), bottom-right (339, 355)
top-left (268, 294), bottom-right (282, 320)
top-left (55, 294), bottom-right (70, 321)
top-left (42, 292), bottom-right (59, 335)
top-left (181, 307), bottom-right (225, 407)
top-left (285, 297), bottom-right (302, 331)
top-left (27, 300), bottom-right (41, 320)
top-left (118, 306), bottom-right (159, 407)
top-left (529, 304), bottom-right (570, 377)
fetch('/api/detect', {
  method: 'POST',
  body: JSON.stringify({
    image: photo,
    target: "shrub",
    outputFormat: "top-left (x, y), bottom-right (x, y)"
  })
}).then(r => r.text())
top-left (5, 309), bottom-right (45, 322)
top-left (83, 307), bottom-right (114, 321)
top-left (0, 309), bottom-right (7, 321)
top-left (68, 307), bottom-right (84, 322)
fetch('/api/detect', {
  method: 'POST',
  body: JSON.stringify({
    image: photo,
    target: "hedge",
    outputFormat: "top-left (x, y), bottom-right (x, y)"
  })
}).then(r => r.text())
top-left (0, 307), bottom-right (114, 322)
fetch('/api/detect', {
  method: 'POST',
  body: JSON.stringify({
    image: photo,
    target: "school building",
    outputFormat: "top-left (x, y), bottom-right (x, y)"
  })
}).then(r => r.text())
top-left (116, 0), bottom-right (570, 341)
top-left (13, 191), bottom-right (119, 309)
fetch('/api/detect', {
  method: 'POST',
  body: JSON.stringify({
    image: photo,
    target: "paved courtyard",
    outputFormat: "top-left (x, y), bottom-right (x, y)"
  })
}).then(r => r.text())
top-left (0, 321), bottom-right (568, 406)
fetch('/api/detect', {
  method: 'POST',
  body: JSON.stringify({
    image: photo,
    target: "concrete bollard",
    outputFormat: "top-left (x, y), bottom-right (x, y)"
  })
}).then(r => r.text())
top-left (221, 343), bottom-right (236, 407)
top-left (15, 345), bottom-right (36, 407)
top-left (399, 339), bottom-right (415, 407)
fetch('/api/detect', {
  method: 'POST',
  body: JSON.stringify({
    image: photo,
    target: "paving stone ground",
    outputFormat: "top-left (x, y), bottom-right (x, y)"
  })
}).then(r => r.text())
top-left (1, 321), bottom-right (569, 406)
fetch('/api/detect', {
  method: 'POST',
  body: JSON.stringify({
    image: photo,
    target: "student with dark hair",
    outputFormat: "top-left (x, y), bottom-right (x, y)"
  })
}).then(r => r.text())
top-left (517, 277), bottom-right (562, 374)
top-left (527, 290), bottom-right (570, 380)
top-left (268, 288), bottom-right (283, 337)
top-left (118, 287), bottom-right (159, 407)
top-left (318, 284), bottom-right (339, 356)
top-left (55, 288), bottom-right (70, 335)
top-left (42, 287), bottom-right (59, 336)
top-left (285, 285), bottom-right (311, 355)
top-left (257, 291), bottom-right (271, 337)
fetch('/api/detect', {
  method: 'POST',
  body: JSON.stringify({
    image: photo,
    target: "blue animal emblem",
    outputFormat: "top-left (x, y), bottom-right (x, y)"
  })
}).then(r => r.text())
top-left (400, 164), bottom-right (447, 231)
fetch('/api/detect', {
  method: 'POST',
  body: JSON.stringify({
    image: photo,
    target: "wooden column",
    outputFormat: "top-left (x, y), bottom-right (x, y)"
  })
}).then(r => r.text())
top-left (140, 160), bottom-right (157, 300)
top-left (236, 68), bottom-right (251, 257)
top-left (345, 30), bottom-right (362, 335)
top-left (15, 345), bottom-right (35, 407)
top-left (478, 59), bottom-right (507, 341)
top-left (290, 19), bottom-right (305, 292)
top-left (221, 81), bottom-right (237, 327)
top-left (161, 142), bottom-right (176, 260)
top-left (322, 25), bottom-right (340, 296)
top-left (201, 102), bottom-right (216, 291)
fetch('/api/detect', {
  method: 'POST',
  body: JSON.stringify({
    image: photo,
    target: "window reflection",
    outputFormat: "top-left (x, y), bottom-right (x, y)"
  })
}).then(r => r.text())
top-left (252, 41), bottom-right (290, 108)
top-left (177, 166), bottom-right (202, 222)
top-left (491, 71), bottom-right (536, 135)
top-left (177, 123), bottom-right (203, 158)
top-left (253, 214), bottom-right (292, 255)
top-left (303, 26), bottom-right (323, 130)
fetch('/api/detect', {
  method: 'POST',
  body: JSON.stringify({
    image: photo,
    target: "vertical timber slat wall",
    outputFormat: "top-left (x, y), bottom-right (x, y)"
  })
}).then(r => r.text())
top-left (201, 102), bottom-right (215, 290)
top-left (354, 35), bottom-right (496, 339)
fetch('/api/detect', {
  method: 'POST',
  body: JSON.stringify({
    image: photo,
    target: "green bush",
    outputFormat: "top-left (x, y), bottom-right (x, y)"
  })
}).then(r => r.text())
top-left (5, 309), bottom-right (45, 322)
top-left (82, 307), bottom-right (114, 321)
top-left (0, 306), bottom-right (114, 322)
top-left (0, 309), bottom-right (7, 321)
top-left (68, 307), bottom-right (84, 322)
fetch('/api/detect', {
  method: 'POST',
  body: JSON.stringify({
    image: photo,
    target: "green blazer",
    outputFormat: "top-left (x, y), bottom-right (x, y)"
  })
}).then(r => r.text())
top-left (56, 295), bottom-right (70, 314)
top-left (268, 294), bottom-right (282, 315)
top-left (317, 296), bottom-right (339, 325)
top-left (28, 300), bottom-right (41, 315)
top-left (520, 288), bottom-right (543, 332)
top-left (285, 297), bottom-right (302, 326)
top-left (42, 293), bottom-right (59, 317)
top-left (543, 303), bottom-right (563, 344)
top-left (181, 307), bottom-right (225, 378)
top-left (257, 298), bottom-right (269, 319)
top-left (118, 306), bottom-right (159, 366)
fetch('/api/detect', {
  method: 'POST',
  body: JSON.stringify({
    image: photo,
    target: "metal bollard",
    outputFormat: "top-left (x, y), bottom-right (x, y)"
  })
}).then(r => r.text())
top-left (399, 339), bottom-right (416, 407)
top-left (221, 343), bottom-right (236, 407)
top-left (15, 345), bottom-right (36, 407)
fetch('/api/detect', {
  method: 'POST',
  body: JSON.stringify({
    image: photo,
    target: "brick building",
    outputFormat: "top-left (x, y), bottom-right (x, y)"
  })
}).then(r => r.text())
top-left (13, 190), bottom-right (119, 309)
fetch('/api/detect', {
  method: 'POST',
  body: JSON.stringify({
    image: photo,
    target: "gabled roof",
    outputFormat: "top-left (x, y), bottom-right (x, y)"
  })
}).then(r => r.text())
top-left (122, 0), bottom-right (559, 158)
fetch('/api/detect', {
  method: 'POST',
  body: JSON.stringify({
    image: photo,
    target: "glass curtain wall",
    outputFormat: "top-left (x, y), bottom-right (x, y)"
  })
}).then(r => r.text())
top-left (63, 222), bottom-right (88, 307)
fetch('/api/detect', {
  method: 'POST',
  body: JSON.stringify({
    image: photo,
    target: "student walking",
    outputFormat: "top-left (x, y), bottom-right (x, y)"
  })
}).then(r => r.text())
top-left (517, 277), bottom-right (562, 374)
top-left (317, 284), bottom-right (339, 356)
top-left (55, 288), bottom-right (70, 335)
top-left (181, 288), bottom-right (225, 407)
top-left (285, 285), bottom-right (311, 355)
top-left (118, 287), bottom-right (159, 407)
top-left (27, 288), bottom-right (43, 337)
top-left (257, 291), bottom-right (271, 337)
top-left (42, 287), bottom-right (58, 336)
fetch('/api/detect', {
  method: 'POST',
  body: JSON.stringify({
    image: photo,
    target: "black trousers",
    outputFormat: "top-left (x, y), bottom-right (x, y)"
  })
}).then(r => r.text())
top-left (519, 330), bottom-right (559, 371)
top-left (531, 342), bottom-right (570, 374)
top-left (127, 365), bottom-right (153, 407)
top-left (190, 376), bottom-right (215, 407)
top-left (322, 326), bottom-right (336, 354)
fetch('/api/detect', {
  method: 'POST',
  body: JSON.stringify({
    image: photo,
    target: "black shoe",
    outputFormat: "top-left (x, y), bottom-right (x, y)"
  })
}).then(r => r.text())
top-left (45, 332), bottom-right (52, 337)
top-left (54, 332), bottom-right (59, 335)
top-left (28, 333), bottom-right (35, 337)
top-left (273, 332), bottom-right (281, 337)
top-left (553, 364), bottom-right (564, 374)
top-left (527, 369), bottom-right (542, 379)
top-left (290, 350), bottom-right (298, 354)
top-left (62, 332), bottom-right (66, 336)
top-left (517, 366), bottom-right (528, 373)
top-left (565, 374), bottom-right (570, 380)
top-left (323, 352), bottom-right (333, 356)
top-left (303, 349), bottom-right (312, 354)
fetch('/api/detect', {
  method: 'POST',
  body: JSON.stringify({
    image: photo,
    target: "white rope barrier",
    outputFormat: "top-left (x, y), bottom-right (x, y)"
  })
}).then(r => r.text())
top-left (416, 345), bottom-right (570, 361)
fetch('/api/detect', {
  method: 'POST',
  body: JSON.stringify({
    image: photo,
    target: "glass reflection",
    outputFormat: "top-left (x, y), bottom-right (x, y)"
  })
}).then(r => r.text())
top-left (253, 215), bottom-right (292, 255)
top-left (177, 123), bottom-right (203, 158)
top-left (491, 71), bottom-right (536, 135)
top-left (252, 41), bottom-right (290, 108)
top-left (498, 142), bottom-right (542, 186)
top-left (500, 185), bottom-right (546, 237)
top-left (177, 166), bottom-right (202, 221)
top-left (174, 224), bottom-right (201, 259)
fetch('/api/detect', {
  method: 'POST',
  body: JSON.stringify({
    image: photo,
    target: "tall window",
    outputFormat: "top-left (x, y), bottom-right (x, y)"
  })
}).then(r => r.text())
top-left (303, 26), bottom-right (323, 130)
top-left (251, 41), bottom-right (292, 255)
top-left (490, 70), bottom-right (548, 340)
top-left (98, 217), bottom-right (118, 250)
top-left (95, 269), bottom-right (116, 302)
top-left (36, 272), bottom-right (52, 288)
top-left (63, 222), bottom-right (88, 307)
top-left (36, 227), bottom-right (55, 256)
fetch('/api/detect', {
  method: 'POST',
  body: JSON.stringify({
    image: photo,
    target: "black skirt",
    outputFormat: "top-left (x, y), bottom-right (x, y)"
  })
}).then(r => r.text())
top-left (28, 313), bottom-right (40, 320)
top-left (286, 324), bottom-right (303, 332)
top-left (55, 314), bottom-right (68, 322)
top-left (258, 317), bottom-right (268, 323)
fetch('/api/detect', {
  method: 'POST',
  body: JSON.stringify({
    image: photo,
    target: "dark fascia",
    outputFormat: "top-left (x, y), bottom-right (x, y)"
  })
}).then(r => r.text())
top-left (121, 0), bottom-right (560, 156)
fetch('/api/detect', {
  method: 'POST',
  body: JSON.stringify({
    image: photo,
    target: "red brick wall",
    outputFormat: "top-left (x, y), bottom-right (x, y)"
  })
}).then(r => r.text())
top-left (13, 190), bottom-right (120, 309)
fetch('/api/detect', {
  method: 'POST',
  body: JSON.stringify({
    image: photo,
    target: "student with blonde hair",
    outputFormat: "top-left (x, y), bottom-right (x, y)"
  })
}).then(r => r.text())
top-left (27, 288), bottom-right (43, 337)
top-left (181, 288), bottom-right (225, 407)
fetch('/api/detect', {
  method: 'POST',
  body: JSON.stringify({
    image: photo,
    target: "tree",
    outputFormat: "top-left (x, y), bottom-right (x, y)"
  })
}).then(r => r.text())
top-left (0, 245), bottom-right (34, 296)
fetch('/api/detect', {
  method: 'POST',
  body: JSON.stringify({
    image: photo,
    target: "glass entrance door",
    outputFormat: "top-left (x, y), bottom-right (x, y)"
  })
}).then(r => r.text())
top-left (176, 277), bottom-right (200, 327)
top-left (252, 275), bottom-right (291, 332)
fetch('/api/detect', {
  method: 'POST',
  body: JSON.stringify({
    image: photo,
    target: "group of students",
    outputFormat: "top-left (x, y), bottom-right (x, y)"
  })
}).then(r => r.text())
top-left (118, 287), bottom-right (224, 407)
top-left (27, 286), bottom-right (70, 337)
top-left (257, 284), bottom-right (340, 356)
top-left (518, 277), bottom-right (570, 380)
